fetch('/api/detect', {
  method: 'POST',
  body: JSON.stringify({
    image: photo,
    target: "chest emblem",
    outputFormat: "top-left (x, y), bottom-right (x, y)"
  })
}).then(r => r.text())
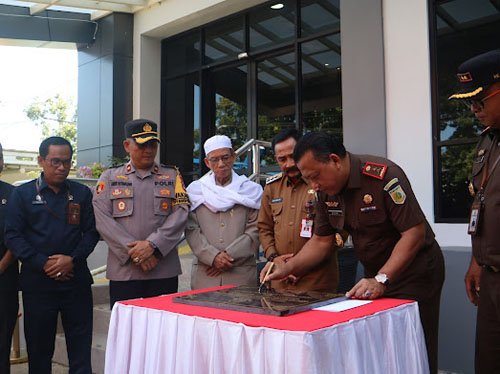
top-left (1, 198), bottom-right (6, 205)
top-left (111, 188), bottom-right (123, 197)
top-left (325, 201), bottom-right (339, 208)
top-left (161, 201), bottom-right (169, 210)
top-left (159, 188), bottom-right (171, 196)
top-left (117, 200), bottom-right (127, 211)
top-left (363, 194), bottom-right (373, 205)
top-left (116, 175), bottom-right (128, 180)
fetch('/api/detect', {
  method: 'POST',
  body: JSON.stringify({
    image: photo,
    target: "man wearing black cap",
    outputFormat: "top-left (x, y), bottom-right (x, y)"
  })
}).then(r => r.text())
top-left (450, 49), bottom-right (500, 373)
top-left (93, 119), bottom-right (190, 308)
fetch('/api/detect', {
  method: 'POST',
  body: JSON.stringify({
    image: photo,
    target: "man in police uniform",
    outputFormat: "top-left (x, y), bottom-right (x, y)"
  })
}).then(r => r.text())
top-left (262, 132), bottom-right (445, 374)
top-left (5, 136), bottom-right (100, 374)
top-left (449, 49), bottom-right (500, 374)
top-left (93, 119), bottom-right (189, 308)
top-left (0, 142), bottom-right (17, 374)
top-left (258, 129), bottom-right (339, 292)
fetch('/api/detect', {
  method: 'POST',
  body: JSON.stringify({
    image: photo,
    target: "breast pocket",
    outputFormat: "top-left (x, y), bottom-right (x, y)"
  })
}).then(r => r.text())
top-left (357, 208), bottom-right (386, 227)
top-left (154, 186), bottom-right (174, 216)
top-left (110, 186), bottom-right (134, 217)
top-left (271, 202), bottom-right (283, 224)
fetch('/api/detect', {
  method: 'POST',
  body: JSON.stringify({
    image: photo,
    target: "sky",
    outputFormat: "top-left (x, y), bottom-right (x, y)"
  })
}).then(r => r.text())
top-left (0, 44), bottom-right (77, 151)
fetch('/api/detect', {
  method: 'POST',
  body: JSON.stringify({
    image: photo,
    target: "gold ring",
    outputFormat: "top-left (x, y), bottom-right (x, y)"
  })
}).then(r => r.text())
top-left (133, 257), bottom-right (140, 263)
top-left (56, 272), bottom-right (62, 278)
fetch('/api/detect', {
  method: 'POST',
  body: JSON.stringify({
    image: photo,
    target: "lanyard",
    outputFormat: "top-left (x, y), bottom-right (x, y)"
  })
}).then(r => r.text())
top-left (35, 177), bottom-right (73, 221)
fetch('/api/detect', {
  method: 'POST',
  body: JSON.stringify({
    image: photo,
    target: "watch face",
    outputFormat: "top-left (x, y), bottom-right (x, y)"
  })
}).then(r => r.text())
top-left (375, 273), bottom-right (389, 285)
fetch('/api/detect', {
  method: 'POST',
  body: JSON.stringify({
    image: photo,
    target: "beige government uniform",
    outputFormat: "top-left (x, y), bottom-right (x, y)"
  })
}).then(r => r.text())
top-left (186, 204), bottom-right (259, 290)
top-left (92, 161), bottom-right (189, 281)
top-left (258, 173), bottom-right (338, 292)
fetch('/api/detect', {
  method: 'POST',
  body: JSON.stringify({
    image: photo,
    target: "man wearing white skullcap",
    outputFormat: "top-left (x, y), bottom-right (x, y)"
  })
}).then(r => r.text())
top-left (186, 134), bottom-right (263, 289)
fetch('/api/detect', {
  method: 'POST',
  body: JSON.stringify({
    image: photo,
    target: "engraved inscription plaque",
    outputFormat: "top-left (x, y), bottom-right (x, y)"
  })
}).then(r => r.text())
top-left (173, 286), bottom-right (346, 316)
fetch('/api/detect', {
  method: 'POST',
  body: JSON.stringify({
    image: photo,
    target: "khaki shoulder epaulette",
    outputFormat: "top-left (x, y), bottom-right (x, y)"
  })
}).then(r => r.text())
top-left (266, 172), bottom-right (283, 185)
top-left (160, 164), bottom-right (176, 169)
top-left (361, 162), bottom-right (388, 180)
top-left (109, 163), bottom-right (124, 169)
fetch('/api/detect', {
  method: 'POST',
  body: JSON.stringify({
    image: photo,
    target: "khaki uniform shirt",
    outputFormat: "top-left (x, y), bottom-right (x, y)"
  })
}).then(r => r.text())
top-left (470, 128), bottom-right (500, 266)
top-left (186, 205), bottom-right (259, 290)
top-left (258, 173), bottom-right (338, 292)
top-left (314, 153), bottom-right (444, 301)
top-left (93, 162), bottom-right (189, 281)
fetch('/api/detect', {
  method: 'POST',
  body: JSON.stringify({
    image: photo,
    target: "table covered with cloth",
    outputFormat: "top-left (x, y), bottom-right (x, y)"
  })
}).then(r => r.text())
top-left (105, 286), bottom-right (429, 374)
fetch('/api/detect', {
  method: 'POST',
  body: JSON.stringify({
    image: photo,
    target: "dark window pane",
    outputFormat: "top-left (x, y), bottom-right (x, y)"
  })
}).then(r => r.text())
top-left (438, 144), bottom-right (475, 220)
top-left (432, 0), bottom-right (500, 221)
top-left (164, 31), bottom-right (201, 78)
top-left (249, 1), bottom-right (296, 52)
top-left (205, 15), bottom-right (245, 66)
top-left (257, 51), bottom-right (296, 142)
top-left (301, 0), bottom-right (340, 37)
top-left (212, 66), bottom-right (248, 151)
top-left (162, 73), bottom-right (200, 182)
top-left (301, 35), bottom-right (342, 137)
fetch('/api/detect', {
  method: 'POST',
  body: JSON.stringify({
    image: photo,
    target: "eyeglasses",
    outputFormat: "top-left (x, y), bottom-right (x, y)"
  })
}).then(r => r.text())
top-left (207, 154), bottom-right (232, 164)
top-left (464, 89), bottom-right (500, 109)
top-left (46, 158), bottom-right (72, 168)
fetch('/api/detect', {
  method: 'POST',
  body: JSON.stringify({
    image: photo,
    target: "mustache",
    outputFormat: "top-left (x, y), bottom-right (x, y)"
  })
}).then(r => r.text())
top-left (285, 166), bottom-right (300, 174)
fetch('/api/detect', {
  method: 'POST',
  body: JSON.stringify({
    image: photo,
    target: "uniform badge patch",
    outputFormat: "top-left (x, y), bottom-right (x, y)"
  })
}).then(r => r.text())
top-left (96, 181), bottom-right (106, 194)
top-left (111, 188), bottom-right (123, 197)
top-left (116, 175), bottom-right (128, 180)
top-left (266, 172), bottom-right (283, 185)
top-left (362, 162), bottom-right (388, 180)
top-left (1, 198), bottom-right (6, 205)
top-left (388, 185), bottom-right (406, 205)
top-left (161, 201), bottom-right (169, 210)
top-left (124, 188), bottom-right (132, 196)
top-left (173, 170), bottom-right (190, 206)
top-left (363, 194), bottom-right (373, 205)
top-left (157, 175), bottom-right (170, 180)
top-left (383, 178), bottom-right (399, 192)
top-left (117, 200), bottom-right (126, 211)
top-left (335, 233), bottom-right (344, 247)
top-left (160, 188), bottom-right (171, 196)
top-left (325, 201), bottom-right (339, 208)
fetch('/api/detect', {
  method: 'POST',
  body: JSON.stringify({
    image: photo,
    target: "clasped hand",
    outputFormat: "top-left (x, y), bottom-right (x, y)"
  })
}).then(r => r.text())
top-left (128, 240), bottom-right (159, 272)
top-left (44, 254), bottom-right (74, 281)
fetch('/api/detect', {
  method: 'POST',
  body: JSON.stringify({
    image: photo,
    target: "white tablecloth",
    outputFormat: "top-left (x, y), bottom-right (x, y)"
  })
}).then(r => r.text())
top-left (105, 293), bottom-right (429, 374)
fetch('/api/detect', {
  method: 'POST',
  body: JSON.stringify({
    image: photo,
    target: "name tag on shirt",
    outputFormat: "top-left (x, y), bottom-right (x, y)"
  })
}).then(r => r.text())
top-left (327, 209), bottom-right (343, 216)
top-left (300, 218), bottom-right (313, 238)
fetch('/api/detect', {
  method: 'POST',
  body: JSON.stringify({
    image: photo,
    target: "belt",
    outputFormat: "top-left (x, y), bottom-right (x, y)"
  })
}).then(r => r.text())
top-left (484, 265), bottom-right (500, 273)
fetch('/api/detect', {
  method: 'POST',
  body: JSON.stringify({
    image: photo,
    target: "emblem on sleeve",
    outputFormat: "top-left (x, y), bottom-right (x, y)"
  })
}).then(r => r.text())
top-left (362, 162), bottom-right (387, 180)
top-left (96, 181), bottom-right (106, 194)
top-left (388, 185), bottom-right (406, 205)
top-left (173, 169), bottom-right (190, 206)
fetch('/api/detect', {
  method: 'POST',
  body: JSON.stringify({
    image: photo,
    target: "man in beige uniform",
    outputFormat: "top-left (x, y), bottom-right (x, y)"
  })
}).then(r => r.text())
top-left (186, 135), bottom-right (263, 289)
top-left (93, 119), bottom-right (189, 307)
top-left (258, 129), bottom-right (338, 292)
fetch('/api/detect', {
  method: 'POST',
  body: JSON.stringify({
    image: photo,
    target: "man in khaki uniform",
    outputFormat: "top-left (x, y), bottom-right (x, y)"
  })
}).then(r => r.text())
top-left (186, 135), bottom-right (263, 289)
top-left (93, 119), bottom-right (189, 307)
top-left (258, 129), bottom-right (338, 292)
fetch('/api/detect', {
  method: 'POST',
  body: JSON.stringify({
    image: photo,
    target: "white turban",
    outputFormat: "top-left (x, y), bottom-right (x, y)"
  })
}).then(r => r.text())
top-left (204, 135), bottom-right (232, 156)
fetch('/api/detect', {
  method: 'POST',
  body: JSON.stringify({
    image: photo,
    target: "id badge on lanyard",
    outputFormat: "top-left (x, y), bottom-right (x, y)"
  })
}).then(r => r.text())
top-left (468, 195), bottom-right (482, 235)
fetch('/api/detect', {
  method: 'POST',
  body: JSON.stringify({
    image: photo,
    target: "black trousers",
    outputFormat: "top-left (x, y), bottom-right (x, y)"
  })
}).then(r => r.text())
top-left (0, 281), bottom-right (18, 374)
top-left (109, 276), bottom-right (178, 309)
top-left (23, 285), bottom-right (93, 374)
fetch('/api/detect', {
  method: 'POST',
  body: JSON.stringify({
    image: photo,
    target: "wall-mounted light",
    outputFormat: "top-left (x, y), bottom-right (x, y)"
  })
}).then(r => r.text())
top-left (270, 3), bottom-right (284, 10)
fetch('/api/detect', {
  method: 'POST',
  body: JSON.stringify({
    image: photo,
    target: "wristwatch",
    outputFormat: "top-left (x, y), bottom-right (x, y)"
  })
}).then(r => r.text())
top-left (375, 273), bottom-right (390, 286)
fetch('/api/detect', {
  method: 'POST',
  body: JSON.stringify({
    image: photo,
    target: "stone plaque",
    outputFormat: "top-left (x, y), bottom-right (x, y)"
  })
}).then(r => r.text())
top-left (173, 286), bottom-right (346, 316)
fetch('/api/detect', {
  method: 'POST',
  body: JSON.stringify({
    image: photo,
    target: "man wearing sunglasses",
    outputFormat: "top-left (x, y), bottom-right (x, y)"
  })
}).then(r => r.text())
top-left (5, 136), bottom-right (100, 374)
top-left (449, 49), bottom-right (500, 374)
top-left (93, 119), bottom-right (190, 308)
